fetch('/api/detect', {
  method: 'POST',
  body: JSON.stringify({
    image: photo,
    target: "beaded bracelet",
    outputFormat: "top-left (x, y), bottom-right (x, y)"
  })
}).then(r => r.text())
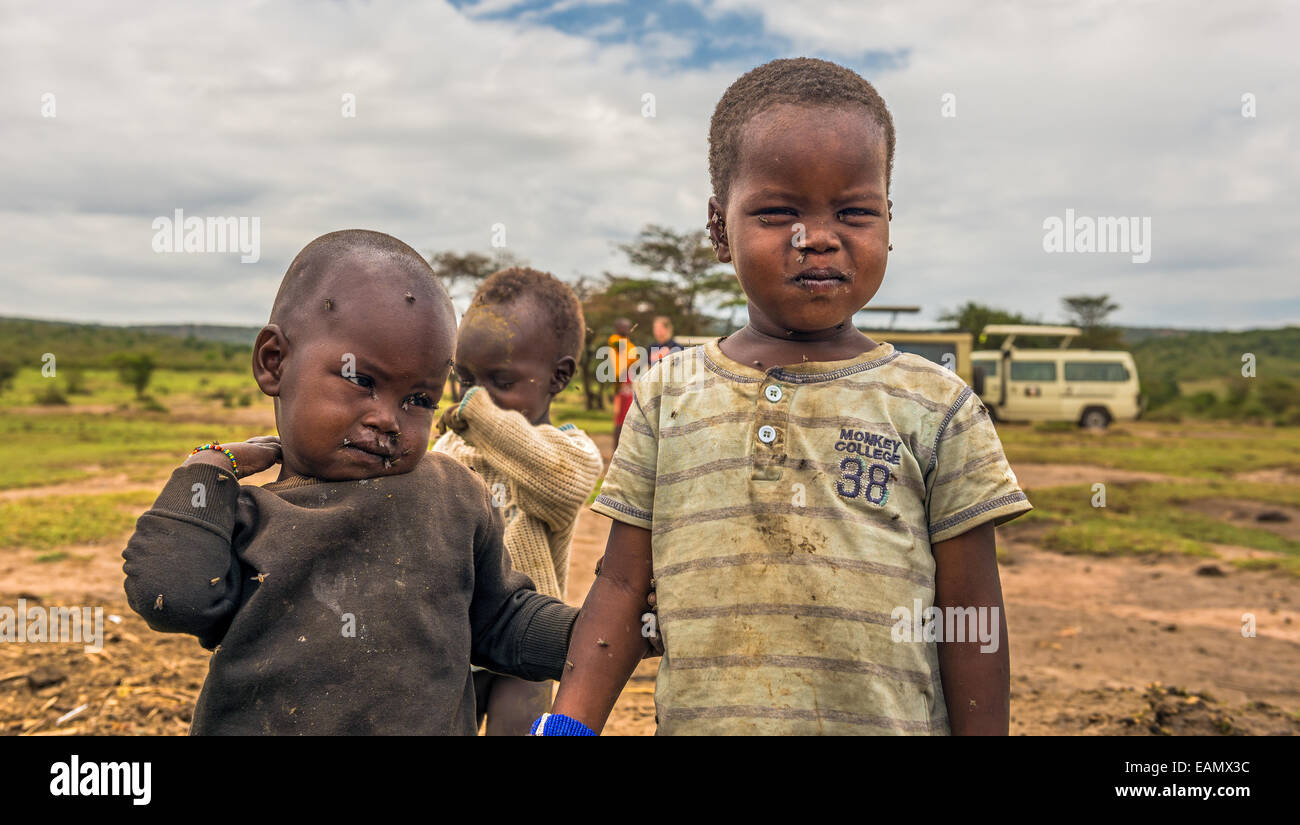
top-left (190, 441), bottom-right (237, 473)
top-left (529, 712), bottom-right (596, 736)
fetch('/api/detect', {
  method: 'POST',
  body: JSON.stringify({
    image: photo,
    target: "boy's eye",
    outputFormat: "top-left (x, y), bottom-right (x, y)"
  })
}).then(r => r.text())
top-left (345, 374), bottom-right (375, 389)
top-left (838, 208), bottom-right (878, 221)
top-left (404, 392), bottom-right (435, 409)
top-left (494, 379), bottom-right (514, 390)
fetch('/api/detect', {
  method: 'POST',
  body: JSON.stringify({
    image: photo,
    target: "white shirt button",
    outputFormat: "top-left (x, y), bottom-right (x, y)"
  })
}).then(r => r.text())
top-left (757, 425), bottom-right (777, 444)
top-left (764, 385), bottom-right (783, 403)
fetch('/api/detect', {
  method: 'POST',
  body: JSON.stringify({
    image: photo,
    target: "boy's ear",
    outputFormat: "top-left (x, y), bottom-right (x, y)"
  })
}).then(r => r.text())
top-left (707, 196), bottom-right (731, 264)
top-left (549, 355), bottom-right (577, 395)
top-left (252, 324), bottom-right (288, 397)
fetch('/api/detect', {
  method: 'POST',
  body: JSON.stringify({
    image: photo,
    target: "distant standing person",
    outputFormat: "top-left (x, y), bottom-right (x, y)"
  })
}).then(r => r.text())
top-left (648, 316), bottom-right (684, 365)
top-left (608, 318), bottom-right (640, 448)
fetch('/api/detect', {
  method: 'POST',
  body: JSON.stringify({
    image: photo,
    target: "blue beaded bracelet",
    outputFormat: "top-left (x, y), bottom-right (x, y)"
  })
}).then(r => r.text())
top-left (529, 712), bottom-right (595, 736)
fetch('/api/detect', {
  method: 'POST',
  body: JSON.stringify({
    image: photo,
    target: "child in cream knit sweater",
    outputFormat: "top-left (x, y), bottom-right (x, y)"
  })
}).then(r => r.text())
top-left (434, 267), bottom-right (604, 735)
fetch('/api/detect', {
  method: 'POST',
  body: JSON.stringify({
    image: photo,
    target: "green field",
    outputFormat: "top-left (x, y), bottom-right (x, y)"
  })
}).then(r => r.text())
top-left (1000, 425), bottom-right (1300, 576)
top-left (3, 327), bottom-right (1297, 578)
top-left (996, 422), bottom-right (1300, 478)
top-left (0, 366), bottom-right (254, 410)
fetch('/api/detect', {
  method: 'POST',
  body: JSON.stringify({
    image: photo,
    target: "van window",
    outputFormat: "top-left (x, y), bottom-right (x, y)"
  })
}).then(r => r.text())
top-left (1009, 361), bottom-right (1057, 381)
top-left (891, 342), bottom-right (957, 368)
top-left (1065, 361), bottom-right (1129, 381)
top-left (973, 359), bottom-right (998, 377)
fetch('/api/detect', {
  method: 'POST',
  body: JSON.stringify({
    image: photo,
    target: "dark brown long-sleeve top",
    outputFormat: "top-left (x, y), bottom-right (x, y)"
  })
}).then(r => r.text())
top-left (122, 452), bottom-right (577, 735)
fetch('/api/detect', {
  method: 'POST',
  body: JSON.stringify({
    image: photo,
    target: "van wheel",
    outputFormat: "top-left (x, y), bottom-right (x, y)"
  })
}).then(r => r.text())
top-left (1080, 408), bottom-right (1110, 430)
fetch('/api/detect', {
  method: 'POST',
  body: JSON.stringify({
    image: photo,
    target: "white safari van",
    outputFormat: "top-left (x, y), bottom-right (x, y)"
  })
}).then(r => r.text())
top-left (971, 325), bottom-right (1141, 429)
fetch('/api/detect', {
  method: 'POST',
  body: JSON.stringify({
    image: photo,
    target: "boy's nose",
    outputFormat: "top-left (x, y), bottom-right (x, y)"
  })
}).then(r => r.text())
top-left (800, 219), bottom-right (841, 251)
top-left (360, 398), bottom-right (401, 437)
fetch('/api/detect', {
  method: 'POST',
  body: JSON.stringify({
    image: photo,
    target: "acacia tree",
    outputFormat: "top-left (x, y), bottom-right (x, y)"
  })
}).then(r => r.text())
top-left (618, 225), bottom-right (742, 335)
top-left (1062, 294), bottom-right (1122, 349)
top-left (112, 353), bottom-right (155, 399)
top-left (427, 249), bottom-right (525, 400)
top-left (427, 249), bottom-right (524, 300)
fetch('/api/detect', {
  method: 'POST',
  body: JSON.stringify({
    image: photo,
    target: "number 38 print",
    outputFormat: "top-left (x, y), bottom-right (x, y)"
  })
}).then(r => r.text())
top-left (836, 457), bottom-right (891, 505)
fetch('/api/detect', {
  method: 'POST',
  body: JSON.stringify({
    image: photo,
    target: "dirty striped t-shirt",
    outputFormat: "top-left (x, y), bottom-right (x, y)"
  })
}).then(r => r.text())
top-left (590, 337), bottom-right (1032, 735)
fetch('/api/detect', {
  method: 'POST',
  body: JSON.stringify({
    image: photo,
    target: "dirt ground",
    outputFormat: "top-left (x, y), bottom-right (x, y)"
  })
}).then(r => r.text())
top-left (3, 443), bottom-right (1298, 736)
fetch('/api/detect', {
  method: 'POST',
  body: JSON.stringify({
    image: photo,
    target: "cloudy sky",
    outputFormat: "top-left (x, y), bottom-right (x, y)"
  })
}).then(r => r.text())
top-left (2, 0), bottom-right (1296, 330)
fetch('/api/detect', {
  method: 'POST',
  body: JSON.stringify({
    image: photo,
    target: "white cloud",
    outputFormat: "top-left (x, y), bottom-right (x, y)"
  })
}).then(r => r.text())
top-left (695, 0), bottom-right (1300, 328)
top-left (0, 0), bottom-right (1296, 331)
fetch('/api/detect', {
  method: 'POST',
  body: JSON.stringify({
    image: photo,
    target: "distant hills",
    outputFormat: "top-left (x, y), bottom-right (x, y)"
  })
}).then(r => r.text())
top-left (1125, 325), bottom-right (1300, 383)
top-left (1, 316), bottom-right (1295, 383)
top-left (0, 316), bottom-right (255, 370)
top-left (129, 323), bottom-right (262, 346)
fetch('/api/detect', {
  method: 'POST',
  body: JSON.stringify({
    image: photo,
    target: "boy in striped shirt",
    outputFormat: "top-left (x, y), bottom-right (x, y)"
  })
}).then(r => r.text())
top-left (535, 58), bottom-right (1031, 736)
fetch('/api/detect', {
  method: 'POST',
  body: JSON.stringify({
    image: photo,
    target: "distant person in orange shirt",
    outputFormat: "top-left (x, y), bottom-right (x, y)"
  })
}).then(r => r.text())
top-left (608, 318), bottom-right (640, 448)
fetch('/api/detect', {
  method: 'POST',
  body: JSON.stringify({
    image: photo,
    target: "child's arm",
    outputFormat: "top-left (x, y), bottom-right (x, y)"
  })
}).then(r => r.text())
top-left (932, 521), bottom-right (1009, 735)
top-left (121, 438), bottom-right (281, 648)
top-left (445, 387), bottom-right (603, 532)
top-left (924, 388), bottom-right (1029, 735)
top-left (546, 521), bottom-right (653, 732)
top-left (467, 480), bottom-right (579, 681)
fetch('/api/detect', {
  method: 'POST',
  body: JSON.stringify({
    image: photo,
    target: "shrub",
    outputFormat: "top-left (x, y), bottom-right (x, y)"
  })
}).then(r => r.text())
top-left (1258, 378), bottom-right (1297, 413)
top-left (33, 384), bottom-right (69, 405)
top-left (112, 353), bottom-right (156, 399)
top-left (63, 367), bottom-right (89, 395)
top-left (1223, 376), bottom-right (1251, 408)
top-left (1142, 375), bottom-right (1181, 410)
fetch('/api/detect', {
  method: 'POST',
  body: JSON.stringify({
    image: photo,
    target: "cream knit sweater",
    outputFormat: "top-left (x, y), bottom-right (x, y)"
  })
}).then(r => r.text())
top-left (432, 387), bottom-right (604, 600)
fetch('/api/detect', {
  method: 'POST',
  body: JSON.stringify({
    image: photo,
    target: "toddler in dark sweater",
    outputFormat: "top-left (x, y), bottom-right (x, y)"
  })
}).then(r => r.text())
top-left (122, 230), bottom-right (577, 735)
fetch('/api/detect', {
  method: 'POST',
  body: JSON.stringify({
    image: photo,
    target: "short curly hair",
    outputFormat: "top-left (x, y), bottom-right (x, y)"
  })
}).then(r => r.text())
top-left (469, 266), bottom-right (585, 362)
top-left (708, 57), bottom-right (896, 208)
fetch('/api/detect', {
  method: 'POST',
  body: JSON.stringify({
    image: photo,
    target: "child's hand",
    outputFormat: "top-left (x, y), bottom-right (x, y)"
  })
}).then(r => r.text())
top-left (184, 436), bottom-right (282, 479)
top-left (437, 406), bottom-right (468, 436)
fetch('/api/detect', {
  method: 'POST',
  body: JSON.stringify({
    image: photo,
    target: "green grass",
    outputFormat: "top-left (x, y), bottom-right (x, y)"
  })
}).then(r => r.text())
top-left (586, 477), bottom-right (604, 505)
top-left (0, 366), bottom-right (254, 409)
top-left (1016, 480), bottom-right (1300, 569)
top-left (1040, 521), bottom-right (1215, 558)
top-left (997, 422), bottom-right (1300, 478)
top-left (1232, 557), bottom-right (1300, 576)
top-left (0, 490), bottom-right (157, 551)
top-left (0, 409), bottom-right (273, 491)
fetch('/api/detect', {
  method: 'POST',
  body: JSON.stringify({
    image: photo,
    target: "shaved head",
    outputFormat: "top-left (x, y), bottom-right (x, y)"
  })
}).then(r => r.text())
top-left (253, 229), bottom-right (459, 481)
top-left (269, 229), bottom-right (454, 341)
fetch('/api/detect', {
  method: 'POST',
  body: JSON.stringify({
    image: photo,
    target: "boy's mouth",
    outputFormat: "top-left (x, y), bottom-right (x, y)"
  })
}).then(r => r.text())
top-left (791, 267), bottom-right (850, 292)
top-left (342, 439), bottom-right (397, 463)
